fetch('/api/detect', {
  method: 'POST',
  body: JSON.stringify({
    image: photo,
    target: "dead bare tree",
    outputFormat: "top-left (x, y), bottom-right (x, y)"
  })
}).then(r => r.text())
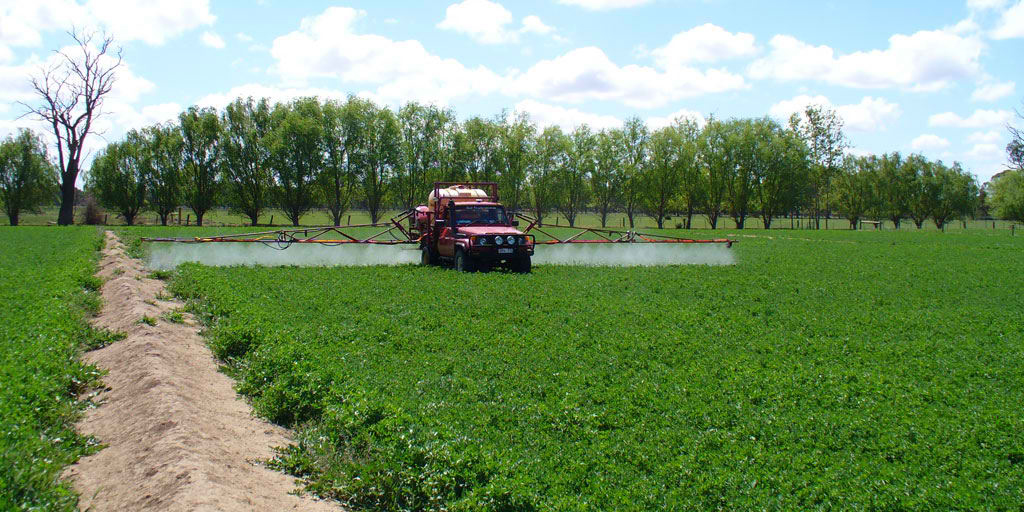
top-left (21, 29), bottom-right (121, 225)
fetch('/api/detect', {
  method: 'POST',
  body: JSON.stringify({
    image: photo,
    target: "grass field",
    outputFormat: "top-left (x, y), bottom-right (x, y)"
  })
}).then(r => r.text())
top-left (0, 227), bottom-right (110, 511)
top-left (114, 226), bottom-right (1024, 510)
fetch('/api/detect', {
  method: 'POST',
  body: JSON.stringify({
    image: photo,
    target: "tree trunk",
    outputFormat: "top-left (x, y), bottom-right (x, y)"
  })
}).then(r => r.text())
top-left (762, 214), bottom-right (772, 230)
top-left (850, 218), bottom-right (858, 229)
top-left (8, 211), bottom-right (19, 226)
top-left (686, 205), bottom-right (693, 229)
top-left (914, 219), bottom-right (923, 229)
top-left (159, 213), bottom-right (169, 226)
top-left (248, 212), bottom-right (259, 227)
top-left (627, 210), bottom-right (634, 229)
top-left (196, 212), bottom-right (205, 226)
top-left (599, 209), bottom-right (607, 228)
top-left (57, 177), bottom-right (76, 225)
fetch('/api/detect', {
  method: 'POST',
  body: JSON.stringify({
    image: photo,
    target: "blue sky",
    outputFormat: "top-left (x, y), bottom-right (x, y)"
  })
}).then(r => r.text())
top-left (1, 0), bottom-right (1022, 182)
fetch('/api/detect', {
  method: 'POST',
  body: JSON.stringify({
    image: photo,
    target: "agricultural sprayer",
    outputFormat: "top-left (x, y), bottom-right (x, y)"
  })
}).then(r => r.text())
top-left (142, 182), bottom-right (736, 273)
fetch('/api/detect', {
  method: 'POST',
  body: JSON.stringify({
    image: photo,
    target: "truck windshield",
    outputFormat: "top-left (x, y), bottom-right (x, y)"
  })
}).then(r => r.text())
top-left (455, 206), bottom-right (508, 226)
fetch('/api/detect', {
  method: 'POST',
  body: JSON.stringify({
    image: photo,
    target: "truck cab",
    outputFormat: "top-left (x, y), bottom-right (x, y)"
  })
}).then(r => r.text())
top-left (416, 183), bottom-right (534, 272)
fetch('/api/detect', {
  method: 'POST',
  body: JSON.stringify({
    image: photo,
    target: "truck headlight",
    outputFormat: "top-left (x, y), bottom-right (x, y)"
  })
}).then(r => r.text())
top-left (495, 236), bottom-right (504, 245)
top-left (507, 236), bottom-right (516, 245)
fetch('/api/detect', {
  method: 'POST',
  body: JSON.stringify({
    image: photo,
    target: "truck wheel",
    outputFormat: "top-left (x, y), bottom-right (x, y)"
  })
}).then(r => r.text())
top-left (454, 249), bottom-right (474, 272)
top-left (421, 246), bottom-right (436, 266)
top-left (512, 255), bottom-right (532, 273)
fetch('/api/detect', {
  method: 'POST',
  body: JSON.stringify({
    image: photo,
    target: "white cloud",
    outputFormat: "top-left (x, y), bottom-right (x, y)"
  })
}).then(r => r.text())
top-left (194, 84), bottom-right (349, 111)
top-left (508, 46), bottom-right (747, 109)
top-left (769, 94), bottom-right (901, 131)
top-left (521, 15), bottom-right (555, 35)
top-left (513, 99), bottom-right (620, 131)
top-left (0, 0), bottom-right (215, 48)
top-left (972, 80), bottom-right (1015, 101)
top-left (968, 0), bottom-right (1007, 9)
top-left (200, 31), bottom-right (226, 49)
top-left (270, 8), bottom-right (504, 105)
top-left (911, 134), bottom-right (951, 150)
top-left (967, 142), bottom-right (1003, 159)
top-left (236, 32), bottom-right (254, 43)
top-left (991, 1), bottom-right (1024, 38)
top-left (646, 108), bottom-right (705, 130)
top-left (437, 0), bottom-right (517, 44)
top-left (928, 109), bottom-right (1013, 128)
top-left (652, 24), bottom-right (757, 66)
top-left (83, 0), bottom-right (216, 45)
top-left (749, 29), bottom-right (983, 91)
top-left (967, 130), bottom-right (1002, 144)
top-left (557, 0), bottom-right (653, 10)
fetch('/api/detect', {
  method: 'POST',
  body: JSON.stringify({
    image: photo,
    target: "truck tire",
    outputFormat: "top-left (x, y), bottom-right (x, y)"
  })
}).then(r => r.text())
top-left (421, 246), bottom-right (437, 266)
top-left (512, 255), bottom-right (532, 273)
top-left (454, 249), bottom-right (474, 272)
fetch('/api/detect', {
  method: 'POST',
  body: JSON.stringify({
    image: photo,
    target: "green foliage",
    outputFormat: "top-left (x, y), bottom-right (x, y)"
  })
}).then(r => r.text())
top-left (270, 97), bottom-right (325, 227)
top-left (0, 227), bottom-right (104, 510)
top-left (139, 315), bottom-right (158, 326)
top-left (0, 129), bottom-right (58, 226)
top-left (165, 229), bottom-right (1024, 510)
top-left (988, 169), bottom-right (1024, 223)
top-left (221, 97), bottom-right (274, 226)
top-left (180, 105), bottom-right (223, 226)
top-left (86, 136), bottom-right (148, 225)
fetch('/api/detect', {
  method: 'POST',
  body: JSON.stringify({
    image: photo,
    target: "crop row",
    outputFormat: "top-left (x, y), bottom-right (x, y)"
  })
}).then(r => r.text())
top-left (157, 229), bottom-right (1024, 510)
top-left (0, 227), bottom-right (110, 511)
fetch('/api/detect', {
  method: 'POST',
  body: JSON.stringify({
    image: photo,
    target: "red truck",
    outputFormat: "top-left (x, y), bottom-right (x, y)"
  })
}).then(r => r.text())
top-left (413, 182), bottom-right (534, 272)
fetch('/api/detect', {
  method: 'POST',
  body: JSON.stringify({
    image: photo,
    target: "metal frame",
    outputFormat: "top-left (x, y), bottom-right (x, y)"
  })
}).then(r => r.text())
top-left (141, 209), bottom-right (736, 249)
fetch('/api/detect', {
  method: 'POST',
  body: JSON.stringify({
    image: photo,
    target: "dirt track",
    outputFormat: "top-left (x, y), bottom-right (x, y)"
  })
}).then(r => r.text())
top-left (64, 231), bottom-right (339, 512)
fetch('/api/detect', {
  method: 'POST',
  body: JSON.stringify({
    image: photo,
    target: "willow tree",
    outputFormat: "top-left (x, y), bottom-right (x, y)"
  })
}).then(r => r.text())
top-left (179, 106), bottom-right (221, 226)
top-left (87, 140), bottom-right (146, 226)
top-left (269, 98), bottom-right (324, 227)
top-left (619, 117), bottom-right (649, 228)
top-left (698, 118), bottom-right (733, 229)
top-left (221, 97), bottom-right (273, 226)
top-left (590, 129), bottom-right (622, 228)
top-left (350, 100), bottom-right (401, 224)
top-left (145, 124), bottom-right (184, 226)
top-left (497, 111), bottom-right (535, 214)
top-left (530, 125), bottom-right (565, 224)
top-left (0, 130), bottom-right (57, 226)
top-left (789, 105), bottom-right (848, 229)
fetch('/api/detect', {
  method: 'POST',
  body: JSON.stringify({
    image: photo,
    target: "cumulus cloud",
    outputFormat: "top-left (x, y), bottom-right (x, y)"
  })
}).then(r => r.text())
top-left (928, 109), bottom-right (1013, 128)
top-left (513, 99), bottom-right (621, 131)
top-left (521, 15), bottom-right (555, 35)
top-left (0, 0), bottom-right (215, 49)
top-left (967, 142), bottom-right (1003, 159)
top-left (652, 24), bottom-right (757, 66)
top-left (769, 94), bottom-right (901, 131)
top-left (646, 108), bottom-right (705, 130)
top-left (270, 7), bottom-right (503, 106)
top-left (749, 29), bottom-right (983, 91)
top-left (200, 31), bottom-right (226, 49)
top-left (968, 0), bottom-right (1007, 9)
top-left (437, 0), bottom-right (517, 44)
top-left (991, 1), bottom-right (1024, 39)
top-left (971, 80), bottom-right (1015, 101)
top-left (911, 134), bottom-right (951, 151)
top-left (967, 130), bottom-right (1002, 144)
top-left (508, 46), bottom-right (747, 109)
top-left (557, 0), bottom-right (653, 10)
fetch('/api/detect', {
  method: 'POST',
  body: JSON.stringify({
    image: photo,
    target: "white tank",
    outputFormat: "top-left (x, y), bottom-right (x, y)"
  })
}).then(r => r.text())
top-left (428, 185), bottom-right (489, 210)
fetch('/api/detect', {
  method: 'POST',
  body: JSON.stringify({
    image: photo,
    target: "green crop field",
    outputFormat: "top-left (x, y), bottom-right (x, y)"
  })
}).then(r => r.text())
top-left (0, 227), bottom-right (110, 511)
top-left (115, 226), bottom-right (1023, 511)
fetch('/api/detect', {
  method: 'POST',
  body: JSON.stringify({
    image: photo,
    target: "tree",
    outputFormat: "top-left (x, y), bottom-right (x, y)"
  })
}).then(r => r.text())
top-left (87, 140), bottom-right (146, 225)
top-left (754, 121), bottom-right (808, 230)
top-left (620, 117), bottom-right (649, 228)
top-left (180, 106), bottom-right (221, 226)
top-left (726, 118), bottom-right (759, 229)
top-left (351, 100), bottom-right (401, 224)
top-left (463, 116), bottom-right (501, 182)
top-left (221, 97), bottom-right (273, 226)
top-left (396, 102), bottom-right (448, 210)
top-left (530, 126), bottom-right (565, 223)
top-left (0, 130), bottom-right (57, 226)
top-left (318, 97), bottom-right (359, 226)
top-left (876, 152), bottom-right (912, 229)
top-left (269, 98), bottom-right (324, 227)
top-left (789, 105), bottom-right (848, 229)
top-left (497, 111), bottom-right (535, 214)
top-left (1008, 101), bottom-right (1023, 171)
top-left (22, 29), bottom-right (121, 225)
top-left (904, 154), bottom-right (931, 229)
top-left (698, 118), bottom-right (733, 229)
top-left (145, 124), bottom-right (184, 226)
top-left (558, 125), bottom-right (594, 227)
top-left (590, 129), bottom-right (622, 228)
top-left (643, 121), bottom-right (690, 229)
top-left (834, 155), bottom-right (878, 229)
top-left (988, 169), bottom-right (1024, 223)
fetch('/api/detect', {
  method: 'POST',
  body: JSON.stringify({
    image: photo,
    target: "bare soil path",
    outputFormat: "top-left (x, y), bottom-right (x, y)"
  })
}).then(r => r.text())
top-left (64, 231), bottom-right (339, 512)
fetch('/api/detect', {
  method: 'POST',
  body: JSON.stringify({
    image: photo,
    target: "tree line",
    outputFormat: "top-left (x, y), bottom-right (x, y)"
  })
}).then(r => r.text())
top-left (4, 95), bottom-right (1023, 228)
